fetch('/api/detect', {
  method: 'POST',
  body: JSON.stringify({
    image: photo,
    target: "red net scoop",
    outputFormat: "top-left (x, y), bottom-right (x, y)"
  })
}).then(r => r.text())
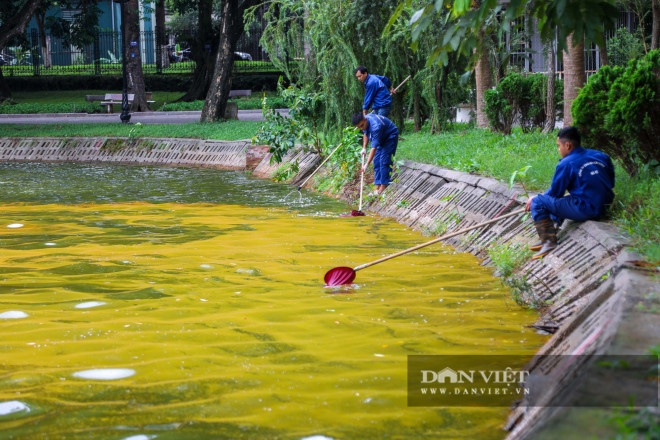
top-left (324, 267), bottom-right (356, 287)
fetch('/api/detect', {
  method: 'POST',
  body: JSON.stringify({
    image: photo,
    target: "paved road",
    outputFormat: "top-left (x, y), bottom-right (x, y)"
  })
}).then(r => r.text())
top-left (0, 109), bottom-right (289, 125)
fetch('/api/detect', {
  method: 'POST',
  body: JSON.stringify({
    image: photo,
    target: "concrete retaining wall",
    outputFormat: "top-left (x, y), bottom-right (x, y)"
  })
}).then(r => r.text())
top-left (0, 137), bottom-right (260, 170)
top-left (1, 138), bottom-right (656, 439)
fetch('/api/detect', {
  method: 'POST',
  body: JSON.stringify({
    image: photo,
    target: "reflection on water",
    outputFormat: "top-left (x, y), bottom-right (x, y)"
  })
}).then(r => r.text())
top-left (0, 163), bottom-right (546, 439)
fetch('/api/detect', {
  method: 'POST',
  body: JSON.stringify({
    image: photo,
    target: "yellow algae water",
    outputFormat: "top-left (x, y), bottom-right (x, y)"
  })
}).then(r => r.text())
top-left (0, 164), bottom-right (547, 439)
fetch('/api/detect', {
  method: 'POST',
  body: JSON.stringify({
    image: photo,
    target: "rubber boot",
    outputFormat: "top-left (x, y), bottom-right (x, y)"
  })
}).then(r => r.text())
top-left (532, 218), bottom-right (558, 259)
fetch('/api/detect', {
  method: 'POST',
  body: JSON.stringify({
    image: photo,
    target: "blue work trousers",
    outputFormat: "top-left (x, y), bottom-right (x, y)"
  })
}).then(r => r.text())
top-left (531, 194), bottom-right (601, 223)
top-left (373, 136), bottom-right (398, 185)
top-left (372, 104), bottom-right (391, 118)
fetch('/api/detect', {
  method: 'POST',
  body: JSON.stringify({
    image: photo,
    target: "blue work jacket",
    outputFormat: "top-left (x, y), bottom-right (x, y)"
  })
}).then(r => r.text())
top-left (545, 146), bottom-right (615, 217)
top-left (363, 114), bottom-right (398, 150)
top-left (362, 74), bottom-right (392, 110)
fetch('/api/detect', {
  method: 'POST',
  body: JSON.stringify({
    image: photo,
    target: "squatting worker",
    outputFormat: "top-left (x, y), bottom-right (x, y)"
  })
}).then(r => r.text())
top-left (352, 112), bottom-right (399, 196)
top-left (525, 126), bottom-right (615, 259)
top-left (354, 66), bottom-right (394, 117)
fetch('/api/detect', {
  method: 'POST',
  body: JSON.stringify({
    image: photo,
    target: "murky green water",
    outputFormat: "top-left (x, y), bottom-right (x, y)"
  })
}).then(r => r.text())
top-left (0, 163), bottom-right (546, 440)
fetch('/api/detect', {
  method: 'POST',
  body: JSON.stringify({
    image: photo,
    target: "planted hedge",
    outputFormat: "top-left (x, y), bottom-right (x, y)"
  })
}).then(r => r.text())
top-left (573, 49), bottom-right (660, 176)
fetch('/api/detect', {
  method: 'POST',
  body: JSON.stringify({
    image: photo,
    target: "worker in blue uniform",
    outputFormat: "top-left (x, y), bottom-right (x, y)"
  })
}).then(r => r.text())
top-left (354, 66), bottom-right (394, 117)
top-left (352, 112), bottom-right (399, 196)
top-left (525, 126), bottom-right (615, 259)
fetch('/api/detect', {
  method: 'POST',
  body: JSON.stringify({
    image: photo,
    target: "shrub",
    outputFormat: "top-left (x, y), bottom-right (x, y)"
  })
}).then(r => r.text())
top-left (573, 50), bottom-right (660, 176)
top-left (484, 72), bottom-right (562, 134)
top-left (607, 27), bottom-right (645, 67)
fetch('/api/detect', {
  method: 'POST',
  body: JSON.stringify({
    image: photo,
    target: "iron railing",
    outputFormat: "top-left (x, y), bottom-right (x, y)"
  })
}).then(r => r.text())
top-left (0, 28), bottom-right (282, 77)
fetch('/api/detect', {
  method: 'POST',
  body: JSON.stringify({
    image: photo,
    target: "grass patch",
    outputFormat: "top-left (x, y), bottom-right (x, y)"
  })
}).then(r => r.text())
top-left (0, 121), bottom-right (261, 141)
top-left (2, 90), bottom-right (285, 114)
top-left (398, 122), bottom-right (557, 191)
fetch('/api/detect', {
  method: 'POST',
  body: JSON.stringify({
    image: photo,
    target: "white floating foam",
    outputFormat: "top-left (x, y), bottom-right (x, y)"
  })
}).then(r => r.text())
top-left (0, 400), bottom-right (30, 416)
top-left (0, 311), bottom-right (28, 319)
top-left (75, 301), bottom-right (107, 309)
top-left (6, 223), bottom-right (23, 229)
top-left (200, 264), bottom-right (212, 269)
top-left (45, 243), bottom-right (56, 246)
top-left (300, 436), bottom-right (334, 440)
top-left (72, 368), bottom-right (135, 380)
top-left (121, 435), bottom-right (156, 440)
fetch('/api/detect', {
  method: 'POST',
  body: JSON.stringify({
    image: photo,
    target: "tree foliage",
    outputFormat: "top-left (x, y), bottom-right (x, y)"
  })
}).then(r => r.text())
top-left (484, 72), bottom-right (563, 135)
top-left (573, 49), bottom-right (660, 175)
top-left (395, 0), bottom-right (620, 67)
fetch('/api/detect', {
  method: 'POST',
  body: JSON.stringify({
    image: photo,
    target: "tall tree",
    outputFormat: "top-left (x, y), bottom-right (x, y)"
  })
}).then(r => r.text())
top-left (124, 0), bottom-right (149, 111)
top-left (155, 0), bottom-right (168, 71)
top-left (399, 0), bottom-right (619, 129)
top-left (475, 28), bottom-right (492, 128)
top-left (201, 0), bottom-right (258, 121)
top-left (563, 32), bottom-right (586, 127)
top-left (542, 37), bottom-right (556, 133)
top-left (175, 0), bottom-right (215, 102)
top-left (0, 0), bottom-right (43, 100)
top-left (0, 0), bottom-right (42, 52)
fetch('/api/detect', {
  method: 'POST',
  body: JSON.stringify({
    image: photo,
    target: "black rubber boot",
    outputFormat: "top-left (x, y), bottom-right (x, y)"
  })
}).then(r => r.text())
top-left (532, 218), bottom-right (558, 259)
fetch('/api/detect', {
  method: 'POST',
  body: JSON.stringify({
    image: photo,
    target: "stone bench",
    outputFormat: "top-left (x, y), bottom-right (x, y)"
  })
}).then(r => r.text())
top-left (87, 93), bottom-right (155, 113)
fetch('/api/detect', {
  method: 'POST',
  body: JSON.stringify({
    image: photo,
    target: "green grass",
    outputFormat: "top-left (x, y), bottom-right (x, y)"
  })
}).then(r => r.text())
top-left (0, 121), bottom-right (261, 141)
top-left (2, 90), bottom-right (283, 113)
top-left (398, 122), bottom-right (557, 192)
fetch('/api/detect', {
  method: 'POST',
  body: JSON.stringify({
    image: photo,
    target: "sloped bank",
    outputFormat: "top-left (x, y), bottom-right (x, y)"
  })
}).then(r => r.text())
top-left (1, 137), bottom-right (657, 439)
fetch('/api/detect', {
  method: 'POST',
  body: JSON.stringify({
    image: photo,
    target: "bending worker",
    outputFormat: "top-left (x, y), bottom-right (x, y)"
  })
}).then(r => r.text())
top-left (354, 66), bottom-right (394, 117)
top-left (525, 126), bottom-right (615, 259)
top-left (352, 112), bottom-right (399, 196)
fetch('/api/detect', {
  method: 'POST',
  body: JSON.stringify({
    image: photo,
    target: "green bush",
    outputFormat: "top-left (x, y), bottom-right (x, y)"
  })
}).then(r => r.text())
top-left (607, 27), bottom-right (645, 67)
top-left (0, 102), bottom-right (101, 114)
top-left (573, 50), bottom-right (660, 176)
top-left (484, 72), bottom-right (562, 134)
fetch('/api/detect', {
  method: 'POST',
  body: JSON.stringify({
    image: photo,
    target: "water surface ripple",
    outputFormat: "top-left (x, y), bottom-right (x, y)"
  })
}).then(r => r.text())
top-left (0, 163), bottom-right (546, 439)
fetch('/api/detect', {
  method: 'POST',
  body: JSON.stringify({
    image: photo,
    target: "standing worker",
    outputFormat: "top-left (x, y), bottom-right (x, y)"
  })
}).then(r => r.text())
top-left (352, 112), bottom-right (399, 196)
top-left (525, 126), bottom-right (615, 259)
top-left (354, 66), bottom-right (394, 117)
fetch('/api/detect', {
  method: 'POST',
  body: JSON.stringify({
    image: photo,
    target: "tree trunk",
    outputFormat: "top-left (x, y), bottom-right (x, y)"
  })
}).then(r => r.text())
top-left (177, 0), bottom-right (215, 102)
top-left (598, 31), bottom-right (609, 67)
top-left (562, 32), bottom-right (586, 127)
top-left (543, 39), bottom-right (556, 133)
top-left (0, 0), bottom-right (42, 52)
top-left (413, 90), bottom-right (422, 132)
top-left (124, 0), bottom-right (150, 111)
top-left (201, 0), bottom-right (258, 121)
top-left (155, 0), bottom-right (168, 71)
top-left (201, 0), bottom-right (238, 122)
top-left (475, 34), bottom-right (493, 129)
top-left (652, 0), bottom-right (660, 50)
top-left (35, 12), bottom-right (52, 68)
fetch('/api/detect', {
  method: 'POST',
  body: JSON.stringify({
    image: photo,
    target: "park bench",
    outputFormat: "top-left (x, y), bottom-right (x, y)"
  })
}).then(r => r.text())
top-left (85, 93), bottom-right (155, 113)
top-left (228, 89), bottom-right (251, 99)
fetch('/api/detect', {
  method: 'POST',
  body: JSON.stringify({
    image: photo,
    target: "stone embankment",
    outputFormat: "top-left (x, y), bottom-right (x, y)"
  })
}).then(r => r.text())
top-left (1, 137), bottom-right (657, 439)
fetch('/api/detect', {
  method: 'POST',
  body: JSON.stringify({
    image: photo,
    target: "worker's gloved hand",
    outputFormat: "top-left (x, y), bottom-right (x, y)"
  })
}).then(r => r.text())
top-left (361, 148), bottom-right (366, 157)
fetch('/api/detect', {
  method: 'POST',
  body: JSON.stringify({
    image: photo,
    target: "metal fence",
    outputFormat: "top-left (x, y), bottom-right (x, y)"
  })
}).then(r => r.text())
top-left (0, 27), bottom-right (280, 77)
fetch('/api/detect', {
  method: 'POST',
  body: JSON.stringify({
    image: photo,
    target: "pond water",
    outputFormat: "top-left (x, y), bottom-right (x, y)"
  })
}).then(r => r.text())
top-left (0, 163), bottom-right (546, 440)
